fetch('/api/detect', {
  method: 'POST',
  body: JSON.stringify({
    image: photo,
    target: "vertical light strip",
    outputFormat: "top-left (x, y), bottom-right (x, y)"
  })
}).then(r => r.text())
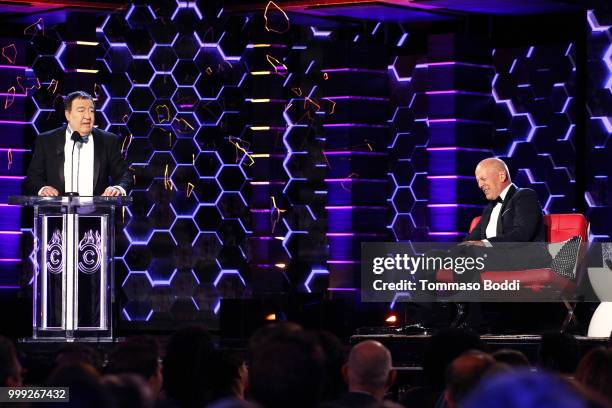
top-left (41, 217), bottom-right (48, 329)
top-left (100, 216), bottom-right (107, 330)
top-left (65, 213), bottom-right (74, 333)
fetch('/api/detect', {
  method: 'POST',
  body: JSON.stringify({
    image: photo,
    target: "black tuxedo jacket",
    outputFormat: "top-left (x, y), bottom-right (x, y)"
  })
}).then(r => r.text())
top-left (24, 126), bottom-right (132, 196)
top-left (320, 392), bottom-right (403, 408)
top-left (464, 185), bottom-right (546, 243)
top-left (320, 392), bottom-right (382, 408)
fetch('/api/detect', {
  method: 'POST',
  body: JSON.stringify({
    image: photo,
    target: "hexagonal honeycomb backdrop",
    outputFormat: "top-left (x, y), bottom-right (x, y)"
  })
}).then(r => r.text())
top-left (586, 9), bottom-right (612, 242)
top-left (0, 1), bottom-right (609, 330)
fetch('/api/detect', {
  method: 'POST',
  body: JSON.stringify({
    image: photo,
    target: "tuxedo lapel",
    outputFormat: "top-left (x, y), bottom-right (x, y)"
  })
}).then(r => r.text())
top-left (55, 127), bottom-right (66, 193)
top-left (92, 128), bottom-right (102, 192)
top-left (496, 184), bottom-right (517, 236)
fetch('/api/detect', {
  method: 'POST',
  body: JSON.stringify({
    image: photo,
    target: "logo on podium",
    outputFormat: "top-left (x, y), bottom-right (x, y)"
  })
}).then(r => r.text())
top-left (47, 229), bottom-right (63, 275)
top-left (78, 230), bottom-right (102, 275)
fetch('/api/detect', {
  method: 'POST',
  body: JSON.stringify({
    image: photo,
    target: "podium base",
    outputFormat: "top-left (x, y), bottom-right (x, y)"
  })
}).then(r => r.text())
top-left (19, 336), bottom-right (116, 343)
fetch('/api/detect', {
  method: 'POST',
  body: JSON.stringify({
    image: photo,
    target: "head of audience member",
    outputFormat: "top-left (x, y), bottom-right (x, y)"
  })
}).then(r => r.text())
top-left (423, 328), bottom-right (486, 391)
top-left (162, 326), bottom-right (216, 408)
top-left (316, 330), bottom-right (348, 401)
top-left (64, 91), bottom-right (95, 136)
top-left (343, 340), bottom-right (396, 402)
top-left (0, 335), bottom-right (23, 387)
top-left (47, 362), bottom-right (113, 408)
top-left (209, 351), bottom-right (248, 402)
top-left (106, 336), bottom-right (163, 397)
top-left (444, 351), bottom-right (498, 408)
top-left (462, 370), bottom-right (587, 408)
top-left (102, 373), bottom-right (155, 408)
top-left (55, 343), bottom-right (103, 373)
top-left (575, 346), bottom-right (612, 402)
top-left (474, 158), bottom-right (512, 201)
top-left (247, 321), bottom-right (303, 356)
top-left (538, 332), bottom-right (580, 374)
top-left (249, 323), bottom-right (325, 408)
top-left (492, 349), bottom-right (531, 368)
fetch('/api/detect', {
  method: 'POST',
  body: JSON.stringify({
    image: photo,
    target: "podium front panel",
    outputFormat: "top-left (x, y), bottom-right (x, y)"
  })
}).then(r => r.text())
top-left (40, 215), bottom-right (64, 329)
top-left (75, 215), bottom-right (107, 329)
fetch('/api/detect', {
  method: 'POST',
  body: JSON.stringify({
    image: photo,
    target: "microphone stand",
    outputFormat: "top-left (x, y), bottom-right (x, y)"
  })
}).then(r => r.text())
top-left (67, 131), bottom-right (82, 197)
top-left (77, 142), bottom-right (81, 196)
top-left (65, 131), bottom-right (82, 340)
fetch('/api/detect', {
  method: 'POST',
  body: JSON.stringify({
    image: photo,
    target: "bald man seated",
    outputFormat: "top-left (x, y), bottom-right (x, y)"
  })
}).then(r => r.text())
top-left (445, 158), bottom-right (553, 330)
top-left (406, 158), bottom-right (553, 329)
top-left (451, 157), bottom-right (553, 277)
top-left (322, 340), bottom-right (402, 408)
top-left (461, 158), bottom-right (546, 246)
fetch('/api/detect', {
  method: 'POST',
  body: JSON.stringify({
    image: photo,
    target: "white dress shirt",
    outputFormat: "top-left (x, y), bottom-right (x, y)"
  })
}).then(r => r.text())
top-left (485, 183), bottom-right (513, 241)
top-left (64, 126), bottom-right (95, 195)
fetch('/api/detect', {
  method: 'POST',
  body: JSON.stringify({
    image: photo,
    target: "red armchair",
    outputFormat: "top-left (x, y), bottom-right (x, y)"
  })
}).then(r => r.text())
top-left (436, 214), bottom-right (589, 332)
top-left (437, 213), bottom-right (589, 330)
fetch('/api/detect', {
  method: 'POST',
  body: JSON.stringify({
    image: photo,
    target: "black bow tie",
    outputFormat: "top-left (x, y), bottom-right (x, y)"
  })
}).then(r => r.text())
top-left (493, 196), bottom-right (504, 204)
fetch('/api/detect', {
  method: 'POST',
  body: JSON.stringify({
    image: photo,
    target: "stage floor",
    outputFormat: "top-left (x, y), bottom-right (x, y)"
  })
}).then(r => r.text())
top-left (351, 333), bottom-right (609, 367)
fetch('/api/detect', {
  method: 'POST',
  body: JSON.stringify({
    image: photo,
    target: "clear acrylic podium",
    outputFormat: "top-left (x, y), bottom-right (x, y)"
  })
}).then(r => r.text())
top-left (9, 196), bottom-right (131, 342)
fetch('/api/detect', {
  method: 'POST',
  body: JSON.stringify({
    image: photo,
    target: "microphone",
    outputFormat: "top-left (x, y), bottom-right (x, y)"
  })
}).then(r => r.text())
top-left (76, 139), bottom-right (82, 197)
top-left (67, 131), bottom-right (83, 196)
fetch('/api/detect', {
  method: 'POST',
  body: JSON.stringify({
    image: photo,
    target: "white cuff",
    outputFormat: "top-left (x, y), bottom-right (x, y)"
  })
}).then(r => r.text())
top-left (113, 186), bottom-right (126, 196)
top-left (482, 239), bottom-right (492, 248)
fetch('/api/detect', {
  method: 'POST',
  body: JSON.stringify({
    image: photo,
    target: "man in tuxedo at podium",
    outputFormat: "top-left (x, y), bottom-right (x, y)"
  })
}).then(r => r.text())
top-left (24, 91), bottom-right (132, 196)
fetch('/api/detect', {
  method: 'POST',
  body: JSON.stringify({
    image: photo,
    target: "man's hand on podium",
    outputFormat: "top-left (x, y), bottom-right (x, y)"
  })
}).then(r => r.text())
top-left (39, 186), bottom-right (59, 197)
top-left (102, 186), bottom-right (122, 197)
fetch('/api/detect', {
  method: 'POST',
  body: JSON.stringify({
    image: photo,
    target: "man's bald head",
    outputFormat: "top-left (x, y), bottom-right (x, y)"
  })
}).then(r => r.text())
top-left (346, 340), bottom-right (393, 389)
top-left (476, 158), bottom-right (510, 177)
top-left (475, 158), bottom-right (511, 201)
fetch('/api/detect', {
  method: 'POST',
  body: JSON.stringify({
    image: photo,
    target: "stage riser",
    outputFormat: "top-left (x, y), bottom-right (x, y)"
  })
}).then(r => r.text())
top-left (351, 335), bottom-right (609, 367)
